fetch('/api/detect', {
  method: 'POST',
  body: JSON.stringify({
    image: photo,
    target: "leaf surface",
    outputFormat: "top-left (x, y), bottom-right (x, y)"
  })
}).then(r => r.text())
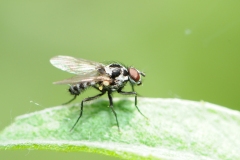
top-left (0, 98), bottom-right (240, 160)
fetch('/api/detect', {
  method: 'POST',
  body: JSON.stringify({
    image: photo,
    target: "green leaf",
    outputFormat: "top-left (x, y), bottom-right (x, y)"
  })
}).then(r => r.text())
top-left (0, 98), bottom-right (240, 160)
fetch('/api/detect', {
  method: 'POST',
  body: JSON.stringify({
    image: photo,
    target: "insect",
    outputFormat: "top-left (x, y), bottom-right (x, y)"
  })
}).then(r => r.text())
top-left (50, 55), bottom-right (146, 131)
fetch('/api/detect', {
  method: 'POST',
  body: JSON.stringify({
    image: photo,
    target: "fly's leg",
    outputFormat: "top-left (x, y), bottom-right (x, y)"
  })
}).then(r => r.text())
top-left (63, 95), bottom-right (77, 105)
top-left (117, 90), bottom-right (148, 119)
top-left (108, 92), bottom-right (120, 132)
top-left (70, 91), bottom-right (106, 131)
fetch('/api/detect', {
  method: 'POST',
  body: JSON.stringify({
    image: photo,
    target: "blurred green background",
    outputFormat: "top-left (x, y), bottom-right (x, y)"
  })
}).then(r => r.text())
top-left (1, 1), bottom-right (240, 160)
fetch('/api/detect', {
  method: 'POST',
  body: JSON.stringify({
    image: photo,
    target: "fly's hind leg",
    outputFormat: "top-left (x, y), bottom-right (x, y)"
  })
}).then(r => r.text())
top-left (63, 95), bottom-right (77, 105)
top-left (63, 86), bottom-right (80, 105)
top-left (70, 90), bottom-right (106, 131)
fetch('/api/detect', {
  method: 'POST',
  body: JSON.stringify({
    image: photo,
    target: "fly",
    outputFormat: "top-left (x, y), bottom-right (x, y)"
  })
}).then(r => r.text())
top-left (50, 55), bottom-right (146, 131)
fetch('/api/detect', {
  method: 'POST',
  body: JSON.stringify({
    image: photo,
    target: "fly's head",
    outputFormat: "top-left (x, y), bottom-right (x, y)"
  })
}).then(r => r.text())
top-left (128, 67), bottom-right (145, 86)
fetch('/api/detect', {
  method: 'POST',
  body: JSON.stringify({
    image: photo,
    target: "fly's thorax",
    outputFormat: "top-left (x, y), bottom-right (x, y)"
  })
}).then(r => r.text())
top-left (101, 80), bottom-right (127, 92)
top-left (98, 63), bottom-right (128, 91)
top-left (105, 64), bottom-right (129, 82)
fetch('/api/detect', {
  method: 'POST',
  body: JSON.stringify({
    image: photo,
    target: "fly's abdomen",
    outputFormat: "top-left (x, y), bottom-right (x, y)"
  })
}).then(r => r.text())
top-left (69, 81), bottom-right (96, 95)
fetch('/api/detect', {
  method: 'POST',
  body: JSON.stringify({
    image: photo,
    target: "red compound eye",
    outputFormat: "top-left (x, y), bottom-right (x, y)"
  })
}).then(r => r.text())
top-left (128, 68), bottom-right (140, 82)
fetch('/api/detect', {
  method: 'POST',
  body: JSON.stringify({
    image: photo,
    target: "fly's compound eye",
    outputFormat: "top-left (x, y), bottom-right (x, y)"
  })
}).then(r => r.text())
top-left (128, 67), bottom-right (142, 85)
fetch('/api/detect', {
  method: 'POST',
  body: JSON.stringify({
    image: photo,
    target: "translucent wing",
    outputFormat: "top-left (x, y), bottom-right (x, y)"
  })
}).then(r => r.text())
top-left (50, 55), bottom-right (105, 75)
top-left (53, 74), bottom-right (112, 85)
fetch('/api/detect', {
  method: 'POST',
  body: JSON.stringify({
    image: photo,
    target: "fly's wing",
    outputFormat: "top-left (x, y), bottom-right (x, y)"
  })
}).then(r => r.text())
top-left (50, 55), bottom-right (105, 75)
top-left (53, 74), bottom-right (112, 85)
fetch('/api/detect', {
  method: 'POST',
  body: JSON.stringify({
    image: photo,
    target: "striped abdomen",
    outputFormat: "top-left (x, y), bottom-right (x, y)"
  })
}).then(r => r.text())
top-left (69, 81), bottom-right (96, 95)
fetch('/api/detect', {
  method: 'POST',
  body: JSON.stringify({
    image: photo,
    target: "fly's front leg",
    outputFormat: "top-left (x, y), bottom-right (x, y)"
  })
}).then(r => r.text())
top-left (70, 91), bottom-right (106, 131)
top-left (117, 89), bottom-right (148, 119)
